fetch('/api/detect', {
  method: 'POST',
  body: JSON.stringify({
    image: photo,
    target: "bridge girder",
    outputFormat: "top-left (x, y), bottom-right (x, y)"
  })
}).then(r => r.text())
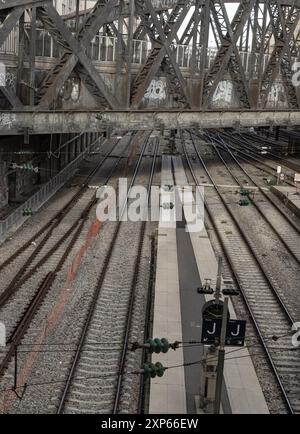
top-left (1, 1), bottom-right (300, 12)
top-left (0, 109), bottom-right (299, 135)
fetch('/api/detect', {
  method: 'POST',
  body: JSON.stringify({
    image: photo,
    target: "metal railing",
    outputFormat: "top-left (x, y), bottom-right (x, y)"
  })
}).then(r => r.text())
top-left (0, 28), bottom-right (299, 76)
top-left (0, 135), bottom-right (104, 244)
top-left (0, 27), bottom-right (19, 55)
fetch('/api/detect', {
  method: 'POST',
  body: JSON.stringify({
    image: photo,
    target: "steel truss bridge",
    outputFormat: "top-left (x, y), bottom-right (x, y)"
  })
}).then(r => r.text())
top-left (0, 0), bottom-right (300, 133)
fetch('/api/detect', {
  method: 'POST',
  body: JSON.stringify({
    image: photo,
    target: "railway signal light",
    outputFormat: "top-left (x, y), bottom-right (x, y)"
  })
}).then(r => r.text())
top-left (197, 278), bottom-right (214, 294)
top-left (198, 275), bottom-right (239, 297)
top-left (11, 162), bottom-right (39, 173)
top-left (222, 288), bottom-right (239, 296)
top-left (239, 199), bottom-right (249, 206)
top-left (267, 176), bottom-right (277, 186)
top-left (240, 188), bottom-right (250, 196)
top-left (161, 202), bottom-right (174, 210)
top-left (143, 362), bottom-right (166, 378)
top-left (23, 163), bottom-right (34, 171)
top-left (22, 208), bottom-right (34, 216)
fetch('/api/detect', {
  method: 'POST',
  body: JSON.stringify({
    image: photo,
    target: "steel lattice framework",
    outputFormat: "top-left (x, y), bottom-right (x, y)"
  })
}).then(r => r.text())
top-left (0, 0), bottom-right (299, 111)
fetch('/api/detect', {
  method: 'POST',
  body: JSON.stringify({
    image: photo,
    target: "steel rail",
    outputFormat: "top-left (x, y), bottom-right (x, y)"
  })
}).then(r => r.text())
top-left (214, 137), bottom-right (300, 234)
top-left (0, 136), bottom-right (117, 273)
top-left (237, 131), bottom-right (300, 172)
top-left (0, 136), bottom-right (132, 378)
top-left (208, 136), bottom-right (300, 266)
top-left (198, 129), bottom-right (297, 187)
top-left (181, 129), bottom-right (295, 414)
top-left (0, 137), bottom-right (127, 307)
top-left (56, 131), bottom-right (151, 414)
top-left (113, 137), bottom-right (159, 414)
top-left (220, 130), bottom-right (299, 180)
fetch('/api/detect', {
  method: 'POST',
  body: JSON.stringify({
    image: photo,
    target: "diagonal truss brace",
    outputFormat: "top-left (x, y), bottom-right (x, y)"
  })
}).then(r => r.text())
top-left (0, 7), bottom-right (24, 46)
top-left (212, 0), bottom-right (252, 108)
top-left (37, 0), bottom-right (120, 108)
top-left (202, 0), bottom-right (256, 108)
top-left (0, 7), bottom-right (26, 107)
top-left (131, 0), bottom-right (193, 108)
top-left (144, 0), bottom-right (191, 107)
top-left (260, 1), bottom-right (300, 108)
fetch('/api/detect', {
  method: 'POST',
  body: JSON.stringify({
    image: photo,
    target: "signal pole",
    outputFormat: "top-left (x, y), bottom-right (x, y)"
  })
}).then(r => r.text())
top-left (215, 256), bottom-right (222, 300)
top-left (214, 297), bottom-right (229, 414)
top-left (198, 255), bottom-right (242, 413)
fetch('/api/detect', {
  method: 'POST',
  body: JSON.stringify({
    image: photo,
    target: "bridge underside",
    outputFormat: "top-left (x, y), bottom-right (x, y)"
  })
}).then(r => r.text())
top-left (1, 110), bottom-right (300, 135)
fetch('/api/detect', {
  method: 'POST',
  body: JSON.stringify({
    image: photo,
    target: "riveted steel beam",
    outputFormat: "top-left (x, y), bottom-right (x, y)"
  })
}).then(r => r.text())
top-left (1, 110), bottom-right (300, 135)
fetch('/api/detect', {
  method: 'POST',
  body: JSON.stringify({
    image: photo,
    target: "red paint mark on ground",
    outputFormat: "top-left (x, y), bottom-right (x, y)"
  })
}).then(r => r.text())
top-left (0, 218), bottom-right (102, 413)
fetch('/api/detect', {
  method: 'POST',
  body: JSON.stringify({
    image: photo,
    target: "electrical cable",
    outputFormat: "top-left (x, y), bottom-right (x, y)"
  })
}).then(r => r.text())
top-left (2, 344), bottom-right (298, 397)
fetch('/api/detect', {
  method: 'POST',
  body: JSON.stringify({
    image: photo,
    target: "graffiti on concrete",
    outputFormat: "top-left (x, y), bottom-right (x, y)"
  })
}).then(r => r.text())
top-left (144, 79), bottom-right (167, 101)
top-left (0, 113), bottom-right (16, 129)
top-left (151, 0), bottom-right (182, 8)
top-left (212, 80), bottom-right (233, 104)
top-left (60, 78), bottom-right (81, 102)
top-left (292, 62), bottom-right (300, 87)
top-left (0, 63), bottom-right (5, 86)
top-left (266, 82), bottom-right (289, 108)
top-left (102, 74), bottom-right (113, 92)
top-left (0, 69), bottom-right (16, 89)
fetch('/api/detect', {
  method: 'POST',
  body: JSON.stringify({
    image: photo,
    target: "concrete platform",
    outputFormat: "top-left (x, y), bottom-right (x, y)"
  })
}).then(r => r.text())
top-left (174, 156), bottom-right (269, 414)
top-left (271, 185), bottom-right (300, 218)
top-left (149, 155), bottom-right (269, 414)
top-left (189, 225), bottom-right (269, 414)
top-left (149, 156), bottom-right (187, 414)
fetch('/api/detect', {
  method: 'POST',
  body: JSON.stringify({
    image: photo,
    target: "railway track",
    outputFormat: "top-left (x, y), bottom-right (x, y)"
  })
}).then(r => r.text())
top-left (181, 130), bottom-right (300, 414)
top-left (209, 138), bottom-right (300, 269)
top-left (0, 134), bottom-right (135, 379)
top-left (215, 138), bottom-right (295, 187)
top-left (0, 136), bottom-right (116, 274)
top-left (211, 130), bottom-right (299, 185)
top-left (192, 130), bottom-right (284, 185)
top-left (0, 138), bottom-right (122, 300)
top-left (237, 131), bottom-right (300, 173)
top-left (55, 134), bottom-right (158, 414)
top-left (203, 130), bottom-right (300, 226)
top-left (197, 129), bottom-right (293, 185)
top-left (205, 133), bottom-right (300, 322)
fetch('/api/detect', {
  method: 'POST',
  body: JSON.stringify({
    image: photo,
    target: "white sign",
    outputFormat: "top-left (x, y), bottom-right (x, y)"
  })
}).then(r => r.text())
top-left (294, 173), bottom-right (300, 183)
top-left (277, 166), bottom-right (282, 174)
